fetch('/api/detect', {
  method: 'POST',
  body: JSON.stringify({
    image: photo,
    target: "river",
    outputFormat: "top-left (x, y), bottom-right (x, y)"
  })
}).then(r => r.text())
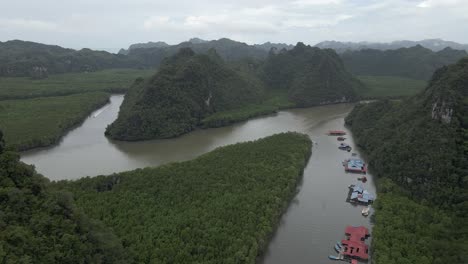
top-left (21, 94), bottom-right (375, 264)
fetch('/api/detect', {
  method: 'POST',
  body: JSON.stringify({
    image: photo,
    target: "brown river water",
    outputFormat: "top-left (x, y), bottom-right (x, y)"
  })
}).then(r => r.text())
top-left (21, 94), bottom-right (375, 264)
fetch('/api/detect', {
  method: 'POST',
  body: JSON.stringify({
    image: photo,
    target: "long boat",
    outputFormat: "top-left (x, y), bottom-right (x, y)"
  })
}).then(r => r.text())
top-left (328, 130), bottom-right (346, 136)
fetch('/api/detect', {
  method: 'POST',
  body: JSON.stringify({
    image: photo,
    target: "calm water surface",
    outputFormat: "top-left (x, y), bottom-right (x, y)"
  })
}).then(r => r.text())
top-left (21, 94), bottom-right (375, 264)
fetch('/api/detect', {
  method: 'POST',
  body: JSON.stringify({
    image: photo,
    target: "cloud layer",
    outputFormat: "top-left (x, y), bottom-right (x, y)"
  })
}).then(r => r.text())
top-left (1, 0), bottom-right (467, 52)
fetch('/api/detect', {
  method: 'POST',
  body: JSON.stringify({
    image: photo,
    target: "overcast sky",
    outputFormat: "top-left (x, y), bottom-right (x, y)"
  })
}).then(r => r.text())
top-left (1, 0), bottom-right (467, 53)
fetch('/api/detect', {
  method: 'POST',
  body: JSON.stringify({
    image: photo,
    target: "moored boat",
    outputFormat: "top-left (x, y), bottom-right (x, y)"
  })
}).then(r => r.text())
top-left (362, 206), bottom-right (370, 216)
top-left (337, 136), bottom-right (346, 141)
top-left (328, 255), bottom-right (343, 260)
top-left (339, 143), bottom-right (352, 151)
top-left (328, 130), bottom-right (346, 136)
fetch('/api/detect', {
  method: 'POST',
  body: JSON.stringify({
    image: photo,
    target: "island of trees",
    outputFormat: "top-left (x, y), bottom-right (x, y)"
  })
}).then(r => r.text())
top-left (345, 57), bottom-right (468, 264)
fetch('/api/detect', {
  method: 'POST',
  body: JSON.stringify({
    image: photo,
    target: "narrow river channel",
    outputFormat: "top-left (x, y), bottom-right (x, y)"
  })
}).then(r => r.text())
top-left (21, 94), bottom-right (375, 264)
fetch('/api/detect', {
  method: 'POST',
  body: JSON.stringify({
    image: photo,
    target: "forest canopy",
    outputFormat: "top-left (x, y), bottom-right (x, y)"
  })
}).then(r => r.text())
top-left (345, 57), bottom-right (468, 263)
top-left (54, 132), bottom-right (312, 263)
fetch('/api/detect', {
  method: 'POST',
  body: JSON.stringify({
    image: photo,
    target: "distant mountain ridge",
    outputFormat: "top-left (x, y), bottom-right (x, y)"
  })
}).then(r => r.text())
top-left (316, 39), bottom-right (468, 53)
top-left (341, 45), bottom-right (467, 80)
top-left (118, 41), bottom-right (169, 55)
top-left (119, 38), bottom-right (294, 56)
top-left (0, 40), bottom-right (141, 78)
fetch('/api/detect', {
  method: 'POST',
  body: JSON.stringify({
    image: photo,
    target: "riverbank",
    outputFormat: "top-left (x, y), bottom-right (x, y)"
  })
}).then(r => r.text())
top-left (1, 92), bottom-right (111, 151)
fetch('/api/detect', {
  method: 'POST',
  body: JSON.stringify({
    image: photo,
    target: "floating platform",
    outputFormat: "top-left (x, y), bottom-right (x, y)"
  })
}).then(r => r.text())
top-left (346, 184), bottom-right (375, 205)
top-left (342, 226), bottom-right (370, 260)
top-left (344, 158), bottom-right (367, 174)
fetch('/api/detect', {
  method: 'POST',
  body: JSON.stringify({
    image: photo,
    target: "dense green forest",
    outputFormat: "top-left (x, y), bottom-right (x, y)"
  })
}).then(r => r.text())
top-left (0, 39), bottom-right (272, 78)
top-left (0, 92), bottom-right (110, 150)
top-left (0, 69), bottom-right (153, 100)
top-left (262, 42), bottom-right (362, 106)
top-left (107, 43), bottom-right (363, 141)
top-left (0, 130), bottom-right (130, 263)
top-left (0, 40), bottom-right (143, 78)
top-left (54, 132), bottom-right (312, 263)
top-left (345, 57), bottom-right (468, 263)
top-left (342, 45), bottom-right (467, 80)
top-left (356, 75), bottom-right (427, 99)
top-left (105, 48), bottom-right (266, 140)
top-left (200, 91), bottom-right (294, 128)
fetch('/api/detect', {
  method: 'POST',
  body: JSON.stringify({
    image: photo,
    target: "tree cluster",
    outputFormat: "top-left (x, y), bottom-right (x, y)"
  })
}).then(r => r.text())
top-left (0, 130), bottom-right (130, 263)
top-left (54, 132), bottom-right (312, 263)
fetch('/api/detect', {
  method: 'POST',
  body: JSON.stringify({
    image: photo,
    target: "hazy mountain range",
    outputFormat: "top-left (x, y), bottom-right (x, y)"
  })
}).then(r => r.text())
top-left (315, 39), bottom-right (468, 53)
top-left (118, 38), bottom-right (294, 55)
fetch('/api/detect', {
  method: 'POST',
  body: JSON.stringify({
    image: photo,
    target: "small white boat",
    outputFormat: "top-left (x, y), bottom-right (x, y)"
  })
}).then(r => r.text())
top-left (362, 206), bottom-right (370, 216)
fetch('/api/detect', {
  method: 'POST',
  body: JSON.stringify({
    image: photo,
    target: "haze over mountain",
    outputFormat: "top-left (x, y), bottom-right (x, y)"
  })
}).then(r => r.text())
top-left (119, 38), bottom-right (293, 55)
top-left (341, 45), bottom-right (467, 80)
top-left (316, 39), bottom-right (468, 53)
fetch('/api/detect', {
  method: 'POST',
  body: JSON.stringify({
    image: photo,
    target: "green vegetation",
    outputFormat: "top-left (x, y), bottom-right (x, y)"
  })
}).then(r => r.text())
top-left (201, 91), bottom-right (294, 127)
top-left (55, 132), bottom-right (312, 263)
top-left (342, 45), bottom-right (467, 80)
top-left (0, 68), bottom-right (154, 100)
top-left (0, 68), bottom-right (152, 150)
top-left (356, 75), bottom-right (427, 99)
top-left (262, 42), bottom-right (362, 106)
top-left (106, 48), bottom-right (266, 141)
top-left (0, 131), bottom-right (130, 263)
top-left (0, 40), bottom-right (143, 78)
top-left (108, 43), bottom-right (362, 141)
top-left (371, 179), bottom-right (466, 264)
top-left (0, 92), bottom-right (110, 150)
top-left (127, 38), bottom-right (270, 68)
top-left (346, 58), bottom-right (468, 263)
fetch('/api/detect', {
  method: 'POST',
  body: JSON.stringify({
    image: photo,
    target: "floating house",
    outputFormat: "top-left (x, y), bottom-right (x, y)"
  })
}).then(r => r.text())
top-left (341, 226), bottom-right (370, 261)
top-left (344, 158), bottom-right (367, 174)
top-left (347, 184), bottom-right (375, 205)
top-left (328, 130), bottom-right (346, 136)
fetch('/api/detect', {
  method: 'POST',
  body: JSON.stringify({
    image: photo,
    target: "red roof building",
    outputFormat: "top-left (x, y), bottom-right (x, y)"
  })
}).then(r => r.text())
top-left (341, 226), bottom-right (370, 260)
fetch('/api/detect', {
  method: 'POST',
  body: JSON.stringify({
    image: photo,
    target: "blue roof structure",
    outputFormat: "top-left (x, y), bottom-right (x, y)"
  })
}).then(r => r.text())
top-left (347, 159), bottom-right (364, 169)
top-left (349, 184), bottom-right (374, 203)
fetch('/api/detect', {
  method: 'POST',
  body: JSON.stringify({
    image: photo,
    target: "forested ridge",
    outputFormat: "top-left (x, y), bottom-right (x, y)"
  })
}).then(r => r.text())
top-left (105, 48), bottom-right (266, 140)
top-left (107, 43), bottom-right (363, 141)
top-left (342, 45), bottom-right (467, 80)
top-left (53, 132), bottom-right (312, 263)
top-left (262, 42), bottom-right (361, 106)
top-left (0, 40), bottom-right (142, 78)
top-left (345, 57), bottom-right (468, 263)
top-left (0, 131), bottom-right (129, 263)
